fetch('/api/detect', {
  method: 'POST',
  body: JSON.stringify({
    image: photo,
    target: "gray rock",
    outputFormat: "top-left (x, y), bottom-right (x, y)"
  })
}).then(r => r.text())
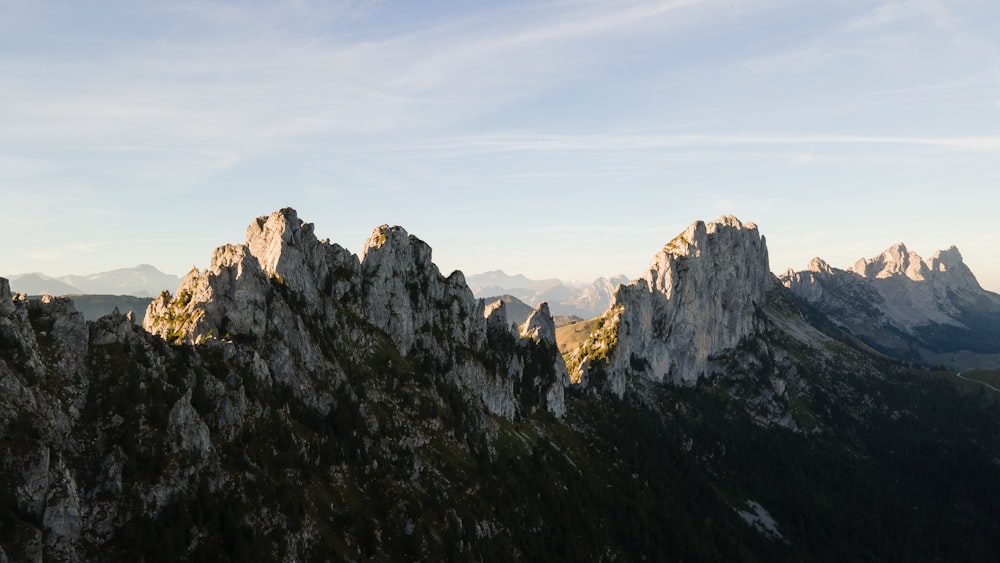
top-left (0, 277), bottom-right (16, 317)
top-left (520, 302), bottom-right (557, 345)
top-left (520, 302), bottom-right (569, 417)
top-left (42, 458), bottom-right (82, 562)
top-left (781, 242), bottom-right (1000, 341)
top-left (168, 388), bottom-right (212, 459)
top-left (142, 209), bottom-right (564, 422)
top-left (571, 216), bottom-right (772, 394)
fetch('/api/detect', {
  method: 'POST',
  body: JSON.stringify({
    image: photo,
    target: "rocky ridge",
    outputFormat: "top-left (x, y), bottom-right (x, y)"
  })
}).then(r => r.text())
top-left (1, 208), bottom-right (569, 561)
top-left (781, 243), bottom-right (1000, 362)
top-left (144, 208), bottom-right (566, 420)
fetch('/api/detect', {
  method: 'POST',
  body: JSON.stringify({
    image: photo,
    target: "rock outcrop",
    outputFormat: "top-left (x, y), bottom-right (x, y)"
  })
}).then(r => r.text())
top-left (519, 303), bottom-right (569, 417)
top-left (360, 225), bottom-right (484, 359)
top-left (143, 208), bottom-right (565, 419)
top-left (569, 216), bottom-right (772, 395)
top-left (0, 277), bottom-right (16, 316)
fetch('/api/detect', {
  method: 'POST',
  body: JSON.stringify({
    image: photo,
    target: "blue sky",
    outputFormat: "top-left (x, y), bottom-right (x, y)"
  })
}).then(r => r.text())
top-left (2, 0), bottom-right (1000, 290)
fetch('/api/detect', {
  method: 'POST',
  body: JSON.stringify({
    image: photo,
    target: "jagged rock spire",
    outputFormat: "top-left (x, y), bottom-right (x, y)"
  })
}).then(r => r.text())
top-left (520, 302), bottom-right (557, 344)
top-left (519, 302), bottom-right (569, 417)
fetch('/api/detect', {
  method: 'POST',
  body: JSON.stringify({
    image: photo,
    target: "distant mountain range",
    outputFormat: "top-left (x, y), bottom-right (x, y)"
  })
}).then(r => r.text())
top-left (5, 264), bottom-right (181, 298)
top-left (481, 294), bottom-right (583, 328)
top-left (781, 243), bottom-right (1000, 368)
top-left (467, 270), bottom-right (628, 319)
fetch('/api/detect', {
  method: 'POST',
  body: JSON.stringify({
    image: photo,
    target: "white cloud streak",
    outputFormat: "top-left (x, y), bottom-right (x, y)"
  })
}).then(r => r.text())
top-left (0, 0), bottom-right (719, 147)
top-left (387, 132), bottom-right (1000, 156)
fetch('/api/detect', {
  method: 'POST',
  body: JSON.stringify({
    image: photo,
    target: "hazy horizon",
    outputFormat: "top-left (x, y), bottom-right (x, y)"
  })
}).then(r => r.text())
top-left (4, 212), bottom-right (998, 295)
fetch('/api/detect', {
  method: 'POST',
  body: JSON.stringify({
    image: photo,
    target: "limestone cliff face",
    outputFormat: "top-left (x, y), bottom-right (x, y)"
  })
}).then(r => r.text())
top-left (359, 225), bottom-right (484, 358)
top-left (570, 216), bottom-right (772, 395)
top-left (143, 208), bottom-right (564, 419)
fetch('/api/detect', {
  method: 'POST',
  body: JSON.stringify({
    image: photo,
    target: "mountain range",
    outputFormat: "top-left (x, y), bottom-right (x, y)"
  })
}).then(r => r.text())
top-left (781, 243), bottom-right (1000, 369)
top-left (467, 270), bottom-right (628, 319)
top-left (2, 208), bottom-right (1000, 561)
top-left (5, 265), bottom-right (181, 298)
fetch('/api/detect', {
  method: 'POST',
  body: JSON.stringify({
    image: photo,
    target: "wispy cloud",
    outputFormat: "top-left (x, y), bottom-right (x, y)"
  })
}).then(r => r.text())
top-left (0, 1), bottom-right (720, 138)
top-left (846, 1), bottom-right (911, 30)
top-left (387, 132), bottom-right (1000, 157)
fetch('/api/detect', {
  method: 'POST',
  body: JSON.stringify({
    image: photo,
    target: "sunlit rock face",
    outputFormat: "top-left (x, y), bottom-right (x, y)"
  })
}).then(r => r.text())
top-left (572, 215), bottom-right (773, 395)
top-left (783, 243), bottom-right (1000, 331)
top-left (143, 207), bottom-right (566, 419)
top-left (780, 242), bottom-right (1000, 363)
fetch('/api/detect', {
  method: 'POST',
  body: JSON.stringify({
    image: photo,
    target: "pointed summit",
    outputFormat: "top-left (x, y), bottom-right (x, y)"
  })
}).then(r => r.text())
top-left (245, 207), bottom-right (359, 308)
top-left (851, 242), bottom-right (928, 281)
top-left (806, 257), bottom-right (833, 275)
top-left (245, 207), bottom-right (311, 277)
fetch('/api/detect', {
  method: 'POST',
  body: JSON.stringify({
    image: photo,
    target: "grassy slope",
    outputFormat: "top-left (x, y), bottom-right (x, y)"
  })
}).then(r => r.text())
top-left (555, 317), bottom-right (599, 356)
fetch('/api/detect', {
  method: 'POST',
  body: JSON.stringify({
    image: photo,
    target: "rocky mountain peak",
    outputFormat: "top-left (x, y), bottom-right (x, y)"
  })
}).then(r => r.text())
top-left (483, 298), bottom-right (513, 335)
top-left (845, 242), bottom-right (987, 298)
top-left (246, 207), bottom-right (359, 308)
top-left (571, 215), bottom-right (772, 394)
top-left (358, 224), bottom-right (479, 357)
top-left (806, 257), bottom-right (833, 275)
top-left (361, 225), bottom-right (429, 264)
top-left (245, 207), bottom-right (311, 276)
top-left (783, 242), bottom-right (1000, 351)
top-left (641, 215), bottom-right (769, 302)
top-left (925, 246), bottom-right (981, 290)
top-left (851, 242), bottom-right (928, 281)
top-left (516, 302), bottom-right (569, 417)
top-left (928, 245), bottom-right (962, 270)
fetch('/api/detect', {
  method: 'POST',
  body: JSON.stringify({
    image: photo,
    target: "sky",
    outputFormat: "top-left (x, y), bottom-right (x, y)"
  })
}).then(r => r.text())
top-left (2, 0), bottom-right (999, 291)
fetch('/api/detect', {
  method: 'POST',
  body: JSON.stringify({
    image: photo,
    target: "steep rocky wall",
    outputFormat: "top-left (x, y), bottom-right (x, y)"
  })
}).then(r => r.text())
top-left (570, 216), bottom-right (773, 394)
